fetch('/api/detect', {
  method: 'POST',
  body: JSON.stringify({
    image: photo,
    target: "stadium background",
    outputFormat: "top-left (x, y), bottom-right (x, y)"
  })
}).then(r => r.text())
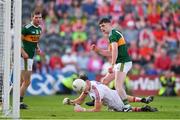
top-left (21, 0), bottom-right (180, 96)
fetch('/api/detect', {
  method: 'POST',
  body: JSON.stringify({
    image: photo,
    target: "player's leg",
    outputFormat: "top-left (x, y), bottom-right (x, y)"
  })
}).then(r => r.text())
top-left (114, 62), bottom-right (133, 111)
top-left (128, 95), bottom-right (154, 104)
top-left (20, 71), bottom-right (31, 109)
top-left (20, 59), bottom-right (33, 109)
top-left (101, 72), bottom-right (115, 85)
top-left (100, 66), bottom-right (154, 104)
top-left (115, 71), bottom-right (131, 111)
top-left (132, 105), bottom-right (158, 112)
top-left (20, 58), bottom-right (27, 109)
top-left (20, 70), bottom-right (28, 109)
top-left (20, 71), bottom-right (31, 97)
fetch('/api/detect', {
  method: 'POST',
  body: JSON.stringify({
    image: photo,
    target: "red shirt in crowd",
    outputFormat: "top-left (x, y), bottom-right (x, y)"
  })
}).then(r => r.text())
top-left (147, 13), bottom-right (161, 25)
top-left (49, 56), bottom-right (64, 70)
top-left (154, 55), bottom-right (171, 71)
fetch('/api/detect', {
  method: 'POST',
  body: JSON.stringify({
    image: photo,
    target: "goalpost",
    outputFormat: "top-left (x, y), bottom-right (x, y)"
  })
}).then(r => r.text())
top-left (0, 0), bottom-right (21, 119)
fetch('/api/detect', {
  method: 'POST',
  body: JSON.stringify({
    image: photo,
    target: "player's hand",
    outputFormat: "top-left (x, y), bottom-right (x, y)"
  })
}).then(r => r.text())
top-left (108, 65), bottom-right (114, 73)
top-left (74, 104), bottom-right (86, 112)
top-left (62, 98), bottom-right (72, 105)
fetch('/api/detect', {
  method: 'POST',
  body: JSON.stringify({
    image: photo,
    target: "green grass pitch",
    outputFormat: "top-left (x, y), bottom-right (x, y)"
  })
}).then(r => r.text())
top-left (18, 95), bottom-right (180, 119)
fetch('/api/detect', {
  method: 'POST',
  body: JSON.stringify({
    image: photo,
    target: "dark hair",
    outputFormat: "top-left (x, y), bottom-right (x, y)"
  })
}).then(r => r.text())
top-left (79, 72), bottom-right (88, 81)
top-left (99, 18), bottom-right (111, 25)
top-left (31, 8), bottom-right (42, 17)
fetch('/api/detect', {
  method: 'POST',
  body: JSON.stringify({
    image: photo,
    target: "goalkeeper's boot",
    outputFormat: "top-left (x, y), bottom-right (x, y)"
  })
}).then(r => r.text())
top-left (141, 96), bottom-right (154, 104)
top-left (20, 103), bottom-right (28, 109)
top-left (141, 105), bottom-right (158, 112)
top-left (123, 104), bottom-right (132, 112)
top-left (85, 100), bottom-right (95, 106)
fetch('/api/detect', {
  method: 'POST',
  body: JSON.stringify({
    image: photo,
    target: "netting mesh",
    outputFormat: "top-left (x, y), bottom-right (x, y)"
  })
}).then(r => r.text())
top-left (0, 0), bottom-right (5, 102)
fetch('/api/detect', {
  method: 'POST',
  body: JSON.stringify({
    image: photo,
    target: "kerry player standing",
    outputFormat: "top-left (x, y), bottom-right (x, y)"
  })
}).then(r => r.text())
top-left (20, 9), bottom-right (42, 109)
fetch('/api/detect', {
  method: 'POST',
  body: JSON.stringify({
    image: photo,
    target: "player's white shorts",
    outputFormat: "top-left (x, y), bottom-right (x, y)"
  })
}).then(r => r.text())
top-left (114, 61), bottom-right (132, 74)
top-left (103, 90), bottom-right (124, 112)
top-left (21, 58), bottom-right (33, 71)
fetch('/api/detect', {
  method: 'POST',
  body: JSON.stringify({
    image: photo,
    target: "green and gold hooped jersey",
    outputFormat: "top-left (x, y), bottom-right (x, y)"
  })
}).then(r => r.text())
top-left (109, 29), bottom-right (131, 63)
top-left (22, 23), bottom-right (41, 58)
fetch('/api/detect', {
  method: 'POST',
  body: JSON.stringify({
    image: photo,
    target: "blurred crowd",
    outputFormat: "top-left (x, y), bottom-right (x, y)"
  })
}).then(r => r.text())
top-left (22, 0), bottom-right (180, 78)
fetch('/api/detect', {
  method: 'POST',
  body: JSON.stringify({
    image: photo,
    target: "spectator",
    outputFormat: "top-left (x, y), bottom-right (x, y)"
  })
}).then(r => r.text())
top-left (130, 63), bottom-right (142, 75)
top-left (128, 41), bottom-right (140, 63)
top-left (71, 19), bottom-right (88, 51)
top-left (135, 17), bottom-right (146, 29)
top-left (96, 37), bottom-right (109, 50)
top-left (68, 0), bottom-right (83, 18)
top-left (164, 23), bottom-right (178, 52)
top-left (145, 63), bottom-right (158, 75)
top-left (147, 9), bottom-right (161, 26)
top-left (87, 53), bottom-right (103, 74)
top-left (61, 48), bottom-right (78, 74)
top-left (55, 0), bottom-right (69, 18)
top-left (123, 16), bottom-right (139, 43)
top-left (154, 49), bottom-right (172, 73)
top-left (139, 27), bottom-right (155, 48)
top-left (161, 10), bottom-right (172, 29)
top-left (109, 0), bottom-right (124, 22)
top-left (152, 24), bottom-right (166, 46)
top-left (101, 60), bottom-right (111, 76)
top-left (82, 0), bottom-right (96, 16)
top-left (77, 51), bottom-right (89, 72)
top-left (123, 0), bottom-right (135, 14)
top-left (171, 53), bottom-right (180, 75)
top-left (158, 71), bottom-right (177, 96)
top-left (49, 52), bottom-right (64, 74)
top-left (134, 0), bottom-right (147, 18)
top-left (97, 1), bottom-right (109, 17)
top-left (139, 43), bottom-right (153, 64)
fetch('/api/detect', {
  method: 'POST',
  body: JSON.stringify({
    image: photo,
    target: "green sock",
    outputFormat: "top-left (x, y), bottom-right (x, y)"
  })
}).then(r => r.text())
top-left (20, 97), bottom-right (24, 103)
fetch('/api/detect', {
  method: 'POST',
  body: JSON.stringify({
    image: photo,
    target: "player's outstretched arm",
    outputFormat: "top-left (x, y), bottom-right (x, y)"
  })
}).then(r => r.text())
top-left (86, 100), bottom-right (102, 112)
top-left (63, 92), bottom-right (87, 105)
top-left (74, 100), bottom-right (102, 112)
top-left (72, 92), bottom-right (88, 105)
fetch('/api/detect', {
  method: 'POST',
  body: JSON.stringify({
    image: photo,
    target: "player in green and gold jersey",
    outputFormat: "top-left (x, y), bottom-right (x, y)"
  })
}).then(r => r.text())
top-left (20, 9), bottom-right (42, 109)
top-left (97, 18), bottom-right (132, 111)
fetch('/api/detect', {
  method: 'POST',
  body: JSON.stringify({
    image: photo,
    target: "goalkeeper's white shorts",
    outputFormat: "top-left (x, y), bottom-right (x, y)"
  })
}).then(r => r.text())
top-left (21, 58), bottom-right (33, 71)
top-left (114, 61), bottom-right (132, 74)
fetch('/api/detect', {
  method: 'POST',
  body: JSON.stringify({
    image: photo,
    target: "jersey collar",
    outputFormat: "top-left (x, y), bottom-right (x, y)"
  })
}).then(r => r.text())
top-left (31, 21), bottom-right (39, 28)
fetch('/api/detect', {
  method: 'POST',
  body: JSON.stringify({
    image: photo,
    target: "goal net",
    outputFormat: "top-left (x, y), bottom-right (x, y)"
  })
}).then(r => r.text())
top-left (0, 0), bottom-right (21, 119)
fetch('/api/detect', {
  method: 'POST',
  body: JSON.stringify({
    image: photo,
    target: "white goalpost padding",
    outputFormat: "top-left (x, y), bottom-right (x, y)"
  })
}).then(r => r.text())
top-left (13, 0), bottom-right (21, 118)
top-left (3, 0), bottom-right (11, 115)
top-left (0, 0), bottom-right (21, 119)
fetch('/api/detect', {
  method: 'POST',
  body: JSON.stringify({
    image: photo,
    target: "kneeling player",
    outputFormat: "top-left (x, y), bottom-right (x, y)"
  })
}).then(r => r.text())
top-left (63, 79), bottom-right (158, 112)
top-left (79, 73), bottom-right (154, 106)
